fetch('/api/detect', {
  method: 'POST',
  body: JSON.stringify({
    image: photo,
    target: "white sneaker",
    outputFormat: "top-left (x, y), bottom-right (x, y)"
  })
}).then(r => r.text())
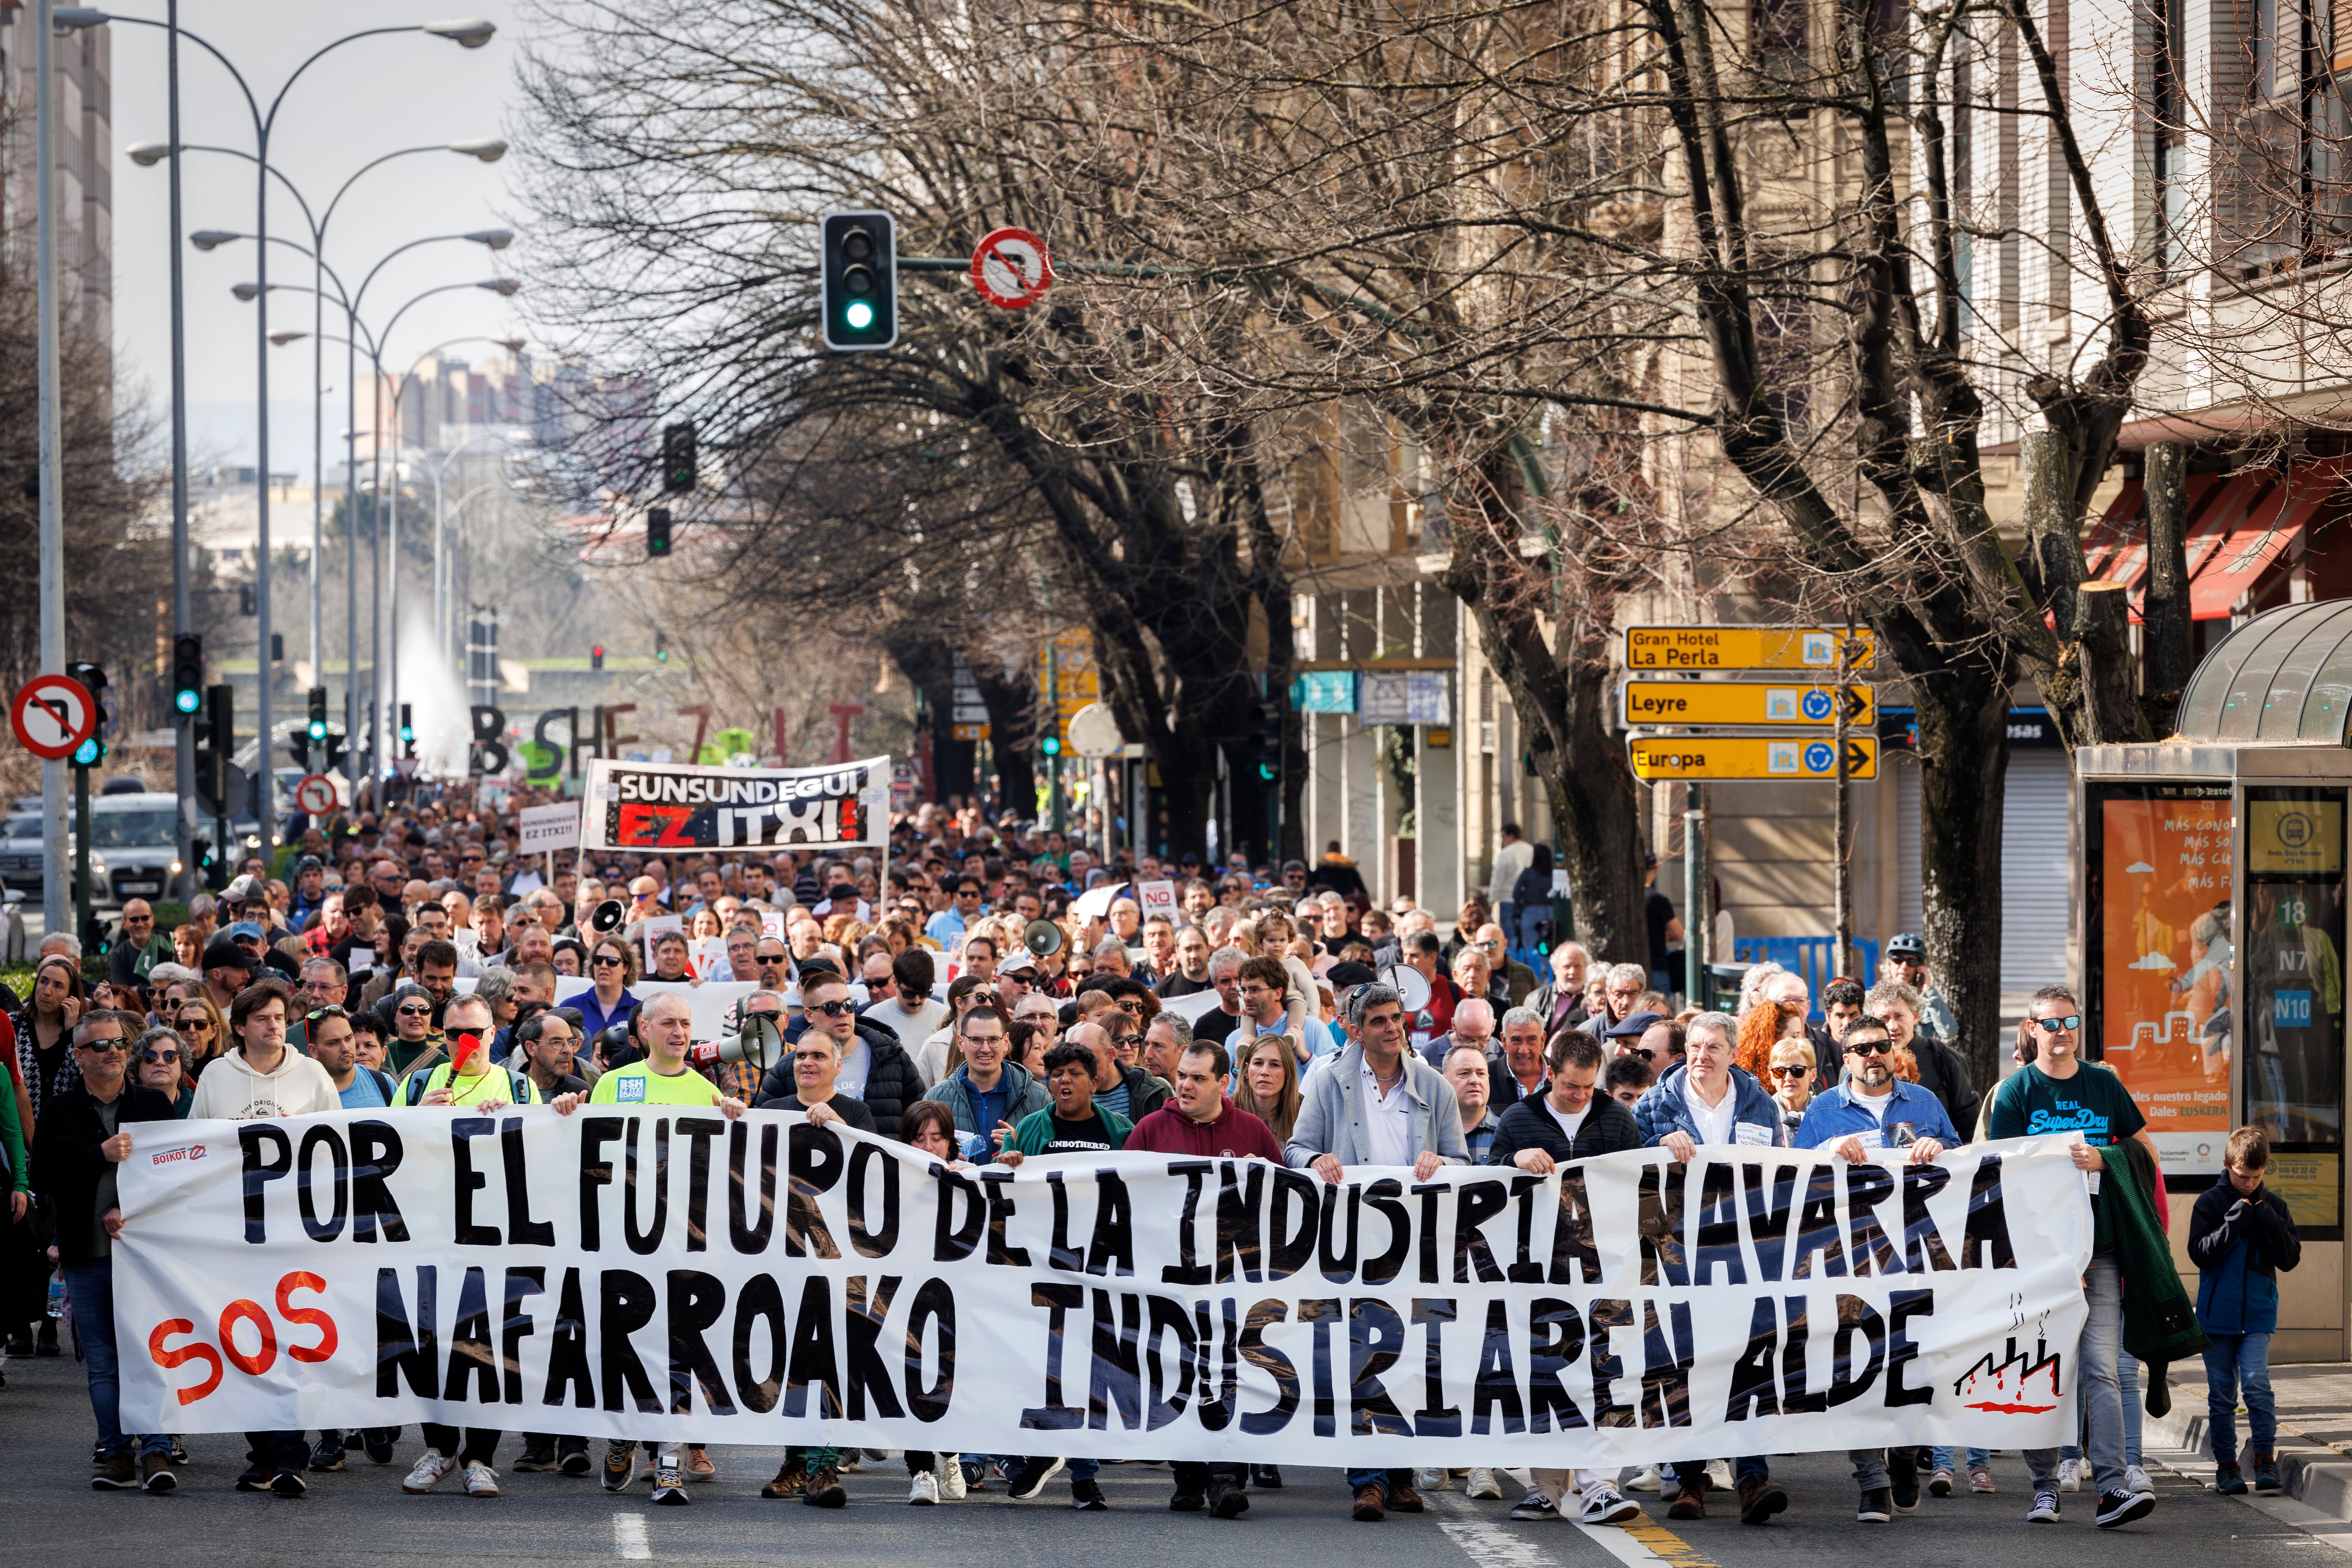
top-left (940, 1460), bottom-right (967, 1501)
top-left (1465, 1467), bottom-right (1503, 1500)
top-left (1582, 1485), bottom-right (1642, 1525)
top-left (401, 1451), bottom-right (456, 1494)
top-left (1510, 1491), bottom-right (1559, 1521)
top-left (1627, 1465), bottom-right (1662, 1492)
top-left (1659, 1472), bottom-right (1682, 1502)
top-left (462, 1462), bottom-right (500, 1498)
top-left (909, 1469), bottom-right (940, 1505)
top-left (2058, 1457), bottom-right (2084, 1493)
top-left (2124, 1465), bottom-right (2153, 1499)
top-left (1415, 1466), bottom-right (1450, 1492)
top-left (1707, 1459), bottom-right (1733, 1490)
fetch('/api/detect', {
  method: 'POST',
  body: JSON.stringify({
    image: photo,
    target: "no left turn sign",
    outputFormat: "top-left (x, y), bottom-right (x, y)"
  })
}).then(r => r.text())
top-left (971, 226), bottom-right (1054, 309)
top-left (294, 773), bottom-right (339, 816)
top-left (10, 673), bottom-right (98, 761)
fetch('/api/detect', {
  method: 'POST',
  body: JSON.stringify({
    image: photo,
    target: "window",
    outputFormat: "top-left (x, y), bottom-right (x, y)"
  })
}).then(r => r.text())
top-left (2242, 786), bottom-right (2345, 1235)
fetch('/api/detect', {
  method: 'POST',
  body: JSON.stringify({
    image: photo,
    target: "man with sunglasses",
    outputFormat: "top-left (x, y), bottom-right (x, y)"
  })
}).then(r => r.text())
top-left (770, 969), bottom-right (925, 1137)
top-left (30, 1009), bottom-right (177, 1492)
top-left (1792, 1016), bottom-right (1958, 1525)
top-left (105, 900), bottom-right (173, 989)
top-left (1988, 985), bottom-right (2160, 1530)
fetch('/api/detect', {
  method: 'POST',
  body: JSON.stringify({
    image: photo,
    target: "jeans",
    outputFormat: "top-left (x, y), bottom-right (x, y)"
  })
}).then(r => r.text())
top-left (1173, 1460), bottom-right (1245, 1495)
top-left (2205, 1331), bottom-right (2278, 1463)
top-left (1531, 1467), bottom-right (1621, 1505)
top-left (1849, 1450), bottom-right (1890, 1491)
top-left (59, 1259), bottom-right (166, 1462)
top-left (1675, 1457), bottom-right (1768, 1489)
top-left (420, 1425), bottom-right (500, 1465)
top-left (2027, 1253), bottom-right (2125, 1496)
top-left (2061, 1347), bottom-right (2144, 1466)
top-left (245, 1430), bottom-right (310, 1473)
top-left (1348, 1466), bottom-right (1414, 1493)
top-left (1931, 1446), bottom-right (1991, 1472)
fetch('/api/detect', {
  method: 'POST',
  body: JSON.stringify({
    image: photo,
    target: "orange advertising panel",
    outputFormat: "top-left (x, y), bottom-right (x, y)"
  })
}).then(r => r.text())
top-left (2092, 786), bottom-right (2233, 1168)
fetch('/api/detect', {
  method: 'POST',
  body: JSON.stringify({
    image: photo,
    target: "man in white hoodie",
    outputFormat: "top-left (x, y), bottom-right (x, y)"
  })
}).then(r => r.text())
top-left (188, 976), bottom-right (338, 1493)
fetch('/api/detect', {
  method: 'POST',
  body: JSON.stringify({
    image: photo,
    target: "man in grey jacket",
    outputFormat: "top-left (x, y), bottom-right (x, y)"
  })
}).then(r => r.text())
top-left (1284, 982), bottom-right (1468, 1523)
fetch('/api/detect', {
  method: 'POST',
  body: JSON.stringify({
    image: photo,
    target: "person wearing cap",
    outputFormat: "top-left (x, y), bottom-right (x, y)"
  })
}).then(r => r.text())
top-left (227, 919), bottom-right (302, 982)
top-left (199, 934), bottom-right (261, 1013)
top-left (1882, 933), bottom-right (1959, 1045)
top-left (288, 856), bottom-right (330, 931)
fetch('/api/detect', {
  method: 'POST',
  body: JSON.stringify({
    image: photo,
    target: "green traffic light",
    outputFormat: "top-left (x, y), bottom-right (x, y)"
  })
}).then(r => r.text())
top-left (72, 737), bottom-right (101, 767)
top-left (1041, 736), bottom-right (1061, 756)
top-left (1257, 762), bottom-right (1277, 782)
top-left (175, 689), bottom-right (201, 715)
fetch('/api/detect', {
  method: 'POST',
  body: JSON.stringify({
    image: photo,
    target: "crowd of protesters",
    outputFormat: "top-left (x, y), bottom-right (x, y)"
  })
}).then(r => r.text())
top-left (0, 783), bottom-right (2285, 1532)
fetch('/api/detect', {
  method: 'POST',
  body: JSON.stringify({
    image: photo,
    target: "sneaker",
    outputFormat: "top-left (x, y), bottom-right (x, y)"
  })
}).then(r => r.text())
top-left (1583, 1486), bottom-right (1641, 1524)
top-left (1387, 1480), bottom-right (1425, 1513)
top-left (403, 1451), bottom-right (456, 1495)
top-left (561, 1444), bottom-right (592, 1477)
top-left (1627, 1465), bottom-right (1662, 1492)
top-left (1970, 1466), bottom-right (1997, 1494)
top-left (1353, 1482), bottom-right (1386, 1522)
top-left (2096, 1487), bottom-right (2154, 1528)
top-left (513, 1442), bottom-right (559, 1474)
top-left (760, 1460), bottom-right (808, 1499)
top-left (940, 1460), bottom-right (967, 1501)
top-left (140, 1453), bottom-right (177, 1493)
top-left (1464, 1466), bottom-right (1503, 1500)
top-left (909, 1469), bottom-right (940, 1505)
top-left (1513, 1491), bottom-right (1561, 1521)
top-left (310, 1437), bottom-right (347, 1473)
top-left (1072, 1478), bottom-right (1108, 1511)
top-left (363, 1430), bottom-right (396, 1465)
top-left (1208, 1476), bottom-right (1249, 1518)
top-left (1170, 1489), bottom-right (1206, 1512)
top-left (463, 1462), bottom-right (500, 1498)
top-left (1415, 1465), bottom-right (1450, 1492)
top-left (1249, 1465), bottom-right (1283, 1489)
top-left (2028, 1489), bottom-right (2061, 1522)
top-left (1930, 1467), bottom-right (1954, 1497)
top-left (603, 1444), bottom-right (636, 1494)
top-left (1707, 1459), bottom-right (1734, 1490)
top-left (1857, 1487), bottom-right (1893, 1523)
top-left (235, 1463), bottom-right (270, 1492)
top-left (685, 1447), bottom-right (717, 1483)
top-left (2124, 1465), bottom-right (2153, 1499)
top-left (2058, 1457), bottom-right (2084, 1493)
top-left (1737, 1477), bottom-right (1787, 1525)
top-left (652, 1462), bottom-right (690, 1506)
top-left (1659, 1471), bottom-right (1683, 1502)
top-left (841, 1452), bottom-right (862, 1473)
top-left (270, 1468), bottom-right (307, 1498)
top-left (2254, 1454), bottom-right (2283, 1494)
top-left (1890, 1451), bottom-right (1920, 1512)
top-left (91, 1452), bottom-right (138, 1490)
top-left (803, 1466), bottom-right (847, 1508)
top-left (171, 1436), bottom-right (190, 1466)
top-left (2216, 1461), bottom-right (2248, 1497)
top-left (1008, 1457), bottom-right (1065, 1500)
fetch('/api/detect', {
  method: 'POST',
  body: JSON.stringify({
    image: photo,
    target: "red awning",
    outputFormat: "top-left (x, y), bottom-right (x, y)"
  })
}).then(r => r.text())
top-left (2188, 462), bottom-right (2348, 618)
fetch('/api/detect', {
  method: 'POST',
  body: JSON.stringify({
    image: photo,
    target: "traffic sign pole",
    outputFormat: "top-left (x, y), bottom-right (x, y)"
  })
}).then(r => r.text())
top-left (1684, 782), bottom-right (1707, 1008)
top-left (73, 753), bottom-right (90, 950)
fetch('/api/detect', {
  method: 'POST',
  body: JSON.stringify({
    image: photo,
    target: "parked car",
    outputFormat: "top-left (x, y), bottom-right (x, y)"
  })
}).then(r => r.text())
top-left (0, 811), bottom-right (42, 893)
top-left (79, 792), bottom-right (185, 909)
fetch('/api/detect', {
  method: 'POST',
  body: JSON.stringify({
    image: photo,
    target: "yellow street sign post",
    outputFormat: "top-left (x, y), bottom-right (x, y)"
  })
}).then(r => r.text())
top-left (1625, 626), bottom-right (1878, 672)
top-left (1623, 681), bottom-right (1874, 728)
top-left (1629, 735), bottom-right (1878, 781)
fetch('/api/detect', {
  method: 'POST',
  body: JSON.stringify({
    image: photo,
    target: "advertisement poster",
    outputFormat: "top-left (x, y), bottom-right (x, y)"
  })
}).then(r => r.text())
top-left (2093, 786), bottom-right (2234, 1169)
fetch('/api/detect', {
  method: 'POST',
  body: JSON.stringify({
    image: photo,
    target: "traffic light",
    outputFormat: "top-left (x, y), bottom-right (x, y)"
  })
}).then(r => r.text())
top-left (171, 634), bottom-right (203, 715)
top-left (654, 630), bottom-right (669, 663)
top-left (198, 684), bottom-right (234, 808)
top-left (819, 210), bottom-right (897, 350)
top-left (591, 644), bottom-right (604, 671)
top-left (399, 703), bottom-right (416, 757)
top-left (1249, 697), bottom-right (1283, 783)
top-left (1041, 734), bottom-right (1061, 758)
top-left (270, 632), bottom-right (285, 663)
top-left (647, 507), bottom-right (672, 559)
top-left (64, 661), bottom-right (106, 768)
top-left (307, 686), bottom-right (328, 743)
top-left (238, 582), bottom-right (255, 616)
top-left (661, 422), bottom-right (697, 494)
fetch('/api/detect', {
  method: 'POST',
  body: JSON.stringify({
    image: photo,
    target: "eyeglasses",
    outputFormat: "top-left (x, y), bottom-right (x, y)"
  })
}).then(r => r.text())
top-left (397, 1005), bottom-right (432, 1017)
top-left (1845, 1040), bottom-right (1892, 1058)
top-left (177, 1016), bottom-right (213, 1031)
top-left (1768, 1065), bottom-right (1812, 1080)
top-left (124, 913), bottom-right (152, 924)
top-left (306, 1006), bottom-right (349, 1023)
top-left (756, 954), bottom-right (789, 965)
top-left (140, 1049), bottom-right (180, 1065)
top-left (81, 1037), bottom-right (128, 1053)
top-left (2030, 1015), bottom-right (2082, 1033)
top-left (805, 999), bottom-right (854, 1017)
top-left (1628, 1046), bottom-right (1656, 1061)
top-left (593, 954), bottom-right (624, 968)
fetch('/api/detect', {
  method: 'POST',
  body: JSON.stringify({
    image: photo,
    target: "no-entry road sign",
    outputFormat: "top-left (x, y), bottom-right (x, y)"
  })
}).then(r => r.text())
top-left (1623, 680), bottom-right (1874, 728)
top-left (10, 673), bottom-right (98, 761)
top-left (1630, 735), bottom-right (1878, 781)
top-left (1625, 626), bottom-right (1878, 672)
top-left (971, 227), bottom-right (1054, 309)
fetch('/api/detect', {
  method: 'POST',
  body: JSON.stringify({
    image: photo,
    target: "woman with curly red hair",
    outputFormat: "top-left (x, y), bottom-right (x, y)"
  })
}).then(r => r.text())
top-left (1735, 998), bottom-right (1808, 1081)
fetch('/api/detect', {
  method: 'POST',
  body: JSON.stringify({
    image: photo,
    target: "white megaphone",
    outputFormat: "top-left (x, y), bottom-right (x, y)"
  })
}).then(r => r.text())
top-left (1381, 963), bottom-right (1431, 1014)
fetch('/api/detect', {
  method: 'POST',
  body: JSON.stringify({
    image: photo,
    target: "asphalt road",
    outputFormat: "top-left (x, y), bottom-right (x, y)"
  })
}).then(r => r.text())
top-left (0, 1351), bottom-right (2328, 1566)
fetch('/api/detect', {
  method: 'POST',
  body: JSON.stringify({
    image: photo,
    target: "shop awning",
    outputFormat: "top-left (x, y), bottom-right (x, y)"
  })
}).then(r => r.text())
top-left (2078, 459), bottom-right (2350, 619)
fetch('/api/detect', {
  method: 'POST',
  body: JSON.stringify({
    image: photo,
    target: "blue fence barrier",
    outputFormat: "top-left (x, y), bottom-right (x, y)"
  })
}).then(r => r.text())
top-left (1729, 935), bottom-right (1879, 1020)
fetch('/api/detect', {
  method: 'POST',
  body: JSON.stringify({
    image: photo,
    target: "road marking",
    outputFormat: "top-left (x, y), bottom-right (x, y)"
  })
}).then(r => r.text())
top-left (1435, 1490), bottom-right (1714, 1568)
top-left (614, 1513), bottom-right (652, 1560)
top-left (1580, 1516), bottom-right (1717, 1568)
top-left (1438, 1517), bottom-right (1557, 1568)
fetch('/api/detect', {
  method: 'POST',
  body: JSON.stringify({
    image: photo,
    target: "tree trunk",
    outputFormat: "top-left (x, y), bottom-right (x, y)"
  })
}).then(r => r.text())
top-left (2077, 581), bottom-right (2139, 744)
top-left (1914, 670), bottom-right (2013, 1088)
top-left (966, 652), bottom-right (1037, 820)
top-left (2141, 442), bottom-right (2194, 736)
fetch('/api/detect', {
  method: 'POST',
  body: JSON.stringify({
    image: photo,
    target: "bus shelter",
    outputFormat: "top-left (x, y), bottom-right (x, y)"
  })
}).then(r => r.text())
top-left (2079, 598), bottom-right (2352, 1360)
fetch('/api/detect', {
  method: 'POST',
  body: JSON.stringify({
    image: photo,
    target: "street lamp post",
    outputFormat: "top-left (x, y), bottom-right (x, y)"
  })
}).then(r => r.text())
top-left (74, 8), bottom-right (497, 847)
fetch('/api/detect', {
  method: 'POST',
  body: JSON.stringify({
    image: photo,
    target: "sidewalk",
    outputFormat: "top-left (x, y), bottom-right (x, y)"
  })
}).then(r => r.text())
top-left (2152, 1361), bottom-right (2352, 1526)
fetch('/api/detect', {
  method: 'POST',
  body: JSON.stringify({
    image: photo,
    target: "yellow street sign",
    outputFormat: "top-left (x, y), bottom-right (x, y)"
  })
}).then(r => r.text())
top-left (1623, 680), bottom-right (1874, 728)
top-left (1625, 626), bottom-right (1878, 672)
top-left (1629, 735), bottom-right (1878, 781)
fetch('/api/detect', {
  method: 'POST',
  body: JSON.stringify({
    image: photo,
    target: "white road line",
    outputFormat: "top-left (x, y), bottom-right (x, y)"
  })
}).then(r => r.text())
top-left (1438, 1517), bottom-right (1559, 1568)
top-left (614, 1513), bottom-right (652, 1560)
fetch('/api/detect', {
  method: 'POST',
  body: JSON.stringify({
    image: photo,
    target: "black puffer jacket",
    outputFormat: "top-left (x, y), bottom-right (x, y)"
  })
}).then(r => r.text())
top-left (759, 1016), bottom-right (928, 1138)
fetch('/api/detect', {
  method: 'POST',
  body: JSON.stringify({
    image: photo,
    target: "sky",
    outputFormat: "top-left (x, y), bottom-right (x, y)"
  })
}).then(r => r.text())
top-left (108, 2), bottom-right (541, 480)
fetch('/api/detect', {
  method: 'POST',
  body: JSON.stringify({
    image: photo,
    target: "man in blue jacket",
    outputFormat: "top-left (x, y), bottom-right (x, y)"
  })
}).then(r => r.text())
top-left (1634, 1011), bottom-right (1790, 1526)
top-left (917, 1003), bottom-right (1048, 1154)
top-left (1792, 1016), bottom-right (1957, 1525)
top-left (2190, 1125), bottom-right (2302, 1496)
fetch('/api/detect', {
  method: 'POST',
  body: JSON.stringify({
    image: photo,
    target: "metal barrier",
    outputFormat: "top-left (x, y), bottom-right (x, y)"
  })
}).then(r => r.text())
top-left (1728, 935), bottom-right (1879, 1019)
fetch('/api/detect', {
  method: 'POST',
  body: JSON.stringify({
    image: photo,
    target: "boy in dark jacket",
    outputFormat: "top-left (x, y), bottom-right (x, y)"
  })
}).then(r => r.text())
top-left (2190, 1125), bottom-right (2302, 1496)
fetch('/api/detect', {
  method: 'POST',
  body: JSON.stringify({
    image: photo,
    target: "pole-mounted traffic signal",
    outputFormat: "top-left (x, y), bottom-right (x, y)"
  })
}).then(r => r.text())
top-left (661, 422), bottom-right (697, 494)
top-left (820, 211), bottom-right (897, 350)
top-left (307, 686), bottom-right (328, 743)
top-left (172, 634), bottom-right (204, 715)
top-left (591, 644), bottom-right (605, 671)
top-left (65, 662), bottom-right (107, 768)
top-left (399, 703), bottom-right (416, 757)
top-left (199, 684), bottom-right (234, 809)
top-left (647, 507), bottom-right (672, 559)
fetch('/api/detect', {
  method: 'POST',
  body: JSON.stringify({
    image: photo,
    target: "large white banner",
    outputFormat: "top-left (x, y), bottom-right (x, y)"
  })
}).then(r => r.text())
top-left (113, 1116), bottom-right (2092, 1463)
top-left (582, 756), bottom-right (888, 853)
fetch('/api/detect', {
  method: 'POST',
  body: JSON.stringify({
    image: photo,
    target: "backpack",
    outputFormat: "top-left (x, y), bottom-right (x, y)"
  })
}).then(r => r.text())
top-left (401, 1062), bottom-right (534, 1107)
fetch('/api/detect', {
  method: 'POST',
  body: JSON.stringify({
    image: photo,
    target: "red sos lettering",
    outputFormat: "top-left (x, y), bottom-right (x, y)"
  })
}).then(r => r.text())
top-left (148, 1271), bottom-right (338, 1406)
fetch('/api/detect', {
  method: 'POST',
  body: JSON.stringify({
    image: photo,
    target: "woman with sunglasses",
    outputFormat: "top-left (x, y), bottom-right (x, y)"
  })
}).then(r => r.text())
top-left (172, 993), bottom-right (229, 1078)
top-left (133, 1025), bottom-right (196, 1117)
top-left (577, 938), bottom-right (642, 1037)
top-left (1765, 1038), bottom-right (1815, 1131)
